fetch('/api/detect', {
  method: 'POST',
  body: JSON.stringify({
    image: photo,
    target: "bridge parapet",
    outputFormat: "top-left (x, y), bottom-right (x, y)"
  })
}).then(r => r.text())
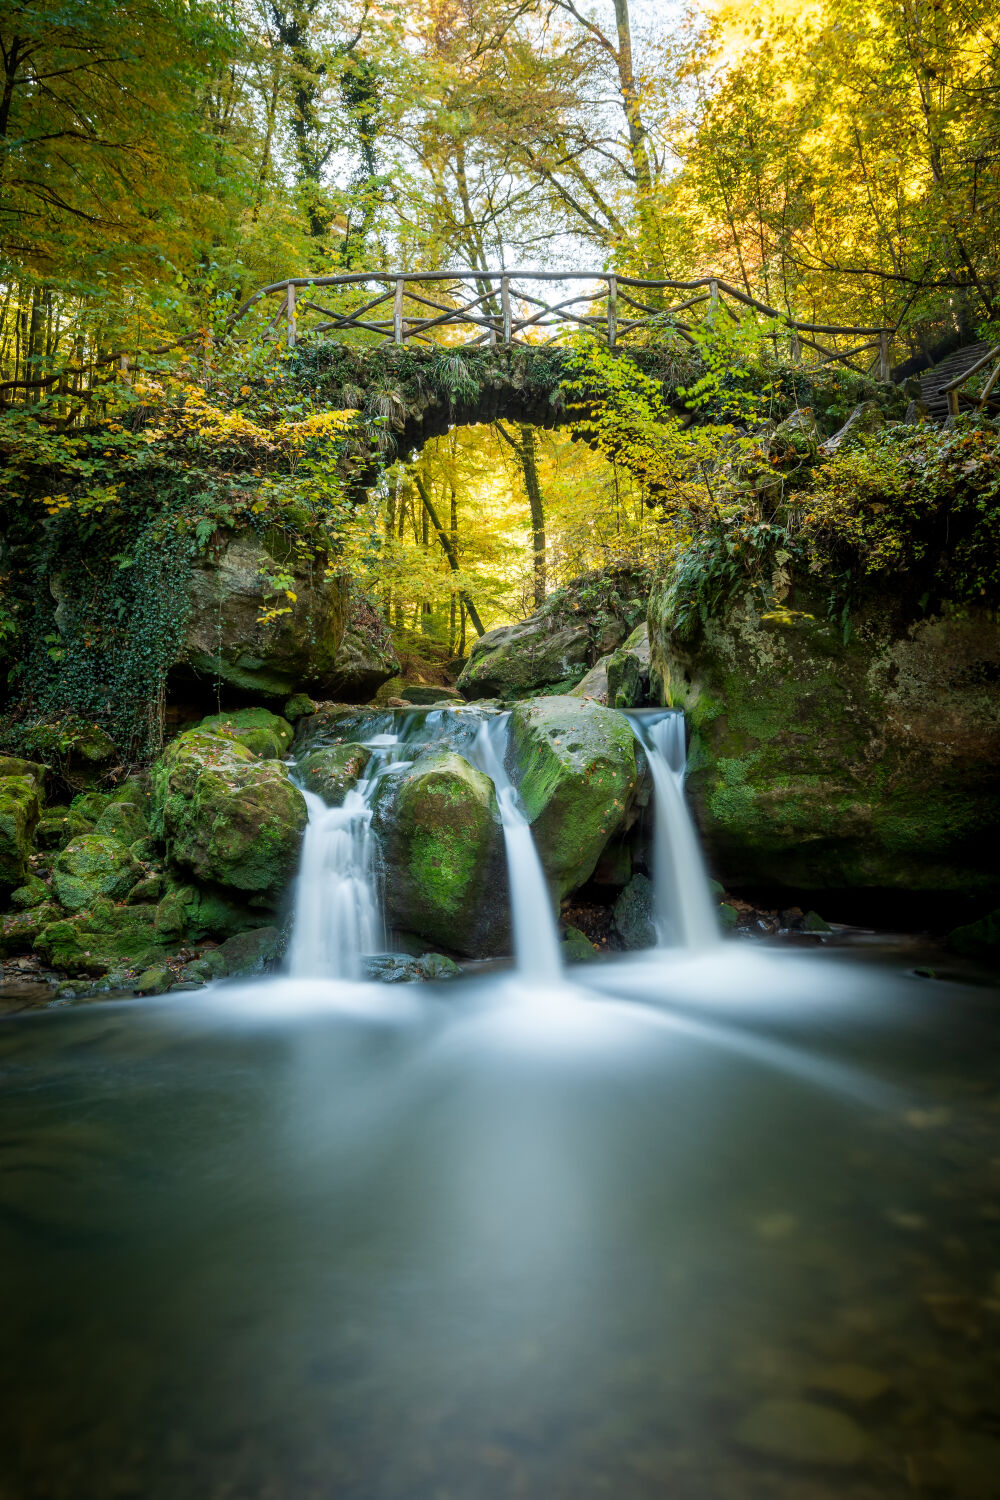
top-left (229, 270), bottom-right (895, 380)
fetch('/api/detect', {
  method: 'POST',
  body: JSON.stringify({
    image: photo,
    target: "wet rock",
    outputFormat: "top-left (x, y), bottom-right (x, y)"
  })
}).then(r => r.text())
top-left (34, 806), bottom-right (92, 851)
top-left (195, 708), bottom-right (294, 760)
top-left (296, 744), bottom-right (371, 807)
top-left (399, 685), bottom-right (461, 705)
top-left (562, 925), bottom-right (598, 963)
top-left (283, 693), bottom-right (317, 722)
top-left (179, 529), bottom-right (347, 699)
top-left (458, 616), bottom-right (591, 700)
top-left (1, 904), bottom-right (60, 957)
top-left (215, 925), bottom-right (283, 976)
top-left (134, 963), bottom-right (173, 996)
top-left (612, 873), bottom-right (657, 950)
top-left (150, 727), bottom-right (307, 897)
top-left (364, 954), bottom-right (424, 983)
top-left (418, 952), bottom-right (461, 980)
top-left (93, 797), bottom-right (148, 846)
top-left (127, 874), bottom-right (163, 905)
top-left (719, 902), bottom-right (740, 928)
top-left (734, 1399), bottom-right (870, 1467)
top-left (52, 836), bottom-right (143, 911)
top-left (801, 909), bottom-right (832, 933)
top-left (606, 623), bottom-right (651, 708)
top-left (507, 696), bottom-right (639, 897)
top-left (570, 654), bottom-right (611, 704)
top-left (946, 908), bottom-right (1000, 958)
top-left (807, 1364), bottom-right (890, 1404)
top-left (0, 769), bottom-right (43, 897)
top-left (33, 899), bottom-right (169, 976)
top-left (178, 959), bottom-right (213, 984)
top-left (373, 750), bottom-right (509, 957)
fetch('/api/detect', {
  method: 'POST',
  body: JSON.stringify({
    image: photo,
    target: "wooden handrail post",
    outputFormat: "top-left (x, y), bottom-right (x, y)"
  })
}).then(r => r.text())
top-left (393, 278), bottom-right (404, 344)
top-left (286, 283), bottom-right (297, 347)
top-left (607, 275), bottom-right (617, 349)
top-left (878, 328), bottom-right (889, 381)
top-left (947, 388), bottom-right (960, 419)
top-left (501, 276), bottom-right (511, 346)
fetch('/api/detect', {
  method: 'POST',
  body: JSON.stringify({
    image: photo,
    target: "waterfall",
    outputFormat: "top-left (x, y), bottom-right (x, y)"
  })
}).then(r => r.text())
top-left (287, 737), bottom-right (408, 980)
top-left (630, 712), bottom-right (720, 950)
top-left (471, 716), bottom-right (563, 982)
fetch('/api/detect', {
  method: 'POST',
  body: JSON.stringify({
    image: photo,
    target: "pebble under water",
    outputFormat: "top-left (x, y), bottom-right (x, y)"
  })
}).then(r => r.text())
top-left (1, 948), bottom-right (999, 1500)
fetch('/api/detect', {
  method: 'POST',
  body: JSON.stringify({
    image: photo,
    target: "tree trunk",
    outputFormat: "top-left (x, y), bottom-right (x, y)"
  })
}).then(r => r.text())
top-left (517, 425), bottom-right (546, 607)
top-left (412, 472), bottom-right (485, 636)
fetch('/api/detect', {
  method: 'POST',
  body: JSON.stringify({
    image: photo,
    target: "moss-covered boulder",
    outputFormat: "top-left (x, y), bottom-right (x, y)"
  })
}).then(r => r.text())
top-left (648, 585), bottom-right (1000, 901)
top-left (296, 744), bottom-right (371, 806)
top-left (150, 728), bottom-right (307, 896)
top-left (70, 790), bottom-right (114, 823)
top-left (612, 873), bottom-right (657, 950)
top-left (52, 835), bottom-right (143, 911)
top-left (33, 898), bottom-right (169, 976)
top-left (570, 654), bottom-right (611, 703)
top-left (947, 908), bottom-right (1000, 960)
top-left (284, 693), bottom-right (317, 722)
top-left (178, 529), bottom-right (348, 700)
top-left (196, 708), bottom-right (294, 760)
top-left (506, 697), bottom-right (639, 897)
top-left (94, 797), bottom-right (148, 846)
top-left (34, 805), bottom-right (93, 851)
top-left (10, 874), bottom-right (50, 909)
top-left (457, 616), bottom-right (591, 700)
top-left (324, 602), bottom-right (400, 702)
top-left (372, 751), bottom-right (509, 956)
top-left (606, 623), bottom-right (651, 709)
top-left (1, 903), bottom-right (60, 957)
top-left (0, 771), bottom-right (43, 897)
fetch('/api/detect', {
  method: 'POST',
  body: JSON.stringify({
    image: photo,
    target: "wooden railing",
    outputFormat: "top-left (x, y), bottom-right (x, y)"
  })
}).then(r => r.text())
top-left (940, 344), bottom-right (1000, 417)
top-left (227, 270), bottom-right (896, 378)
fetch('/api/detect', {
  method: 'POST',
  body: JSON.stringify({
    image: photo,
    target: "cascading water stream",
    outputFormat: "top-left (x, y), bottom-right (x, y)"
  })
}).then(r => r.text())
top-left (287, 734), bottom-right (404, 980)
top-left (471, 716), bottom-right (563, 982)
top-left (628, 711), bottom-right (720, 951)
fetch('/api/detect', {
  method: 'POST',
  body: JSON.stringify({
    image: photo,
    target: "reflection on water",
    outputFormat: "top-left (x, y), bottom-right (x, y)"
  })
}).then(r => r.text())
top-left (1, 949), bottom-right (999, 1499)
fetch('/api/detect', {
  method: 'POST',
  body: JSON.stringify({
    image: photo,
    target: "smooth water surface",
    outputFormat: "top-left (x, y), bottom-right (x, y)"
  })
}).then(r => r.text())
top-left (1, 950), bottom-right (999, 1500)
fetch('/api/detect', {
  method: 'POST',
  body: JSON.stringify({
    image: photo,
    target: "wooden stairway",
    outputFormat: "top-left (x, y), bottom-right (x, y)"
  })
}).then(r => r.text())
top-left (920, 341), bottom-right (991, 421)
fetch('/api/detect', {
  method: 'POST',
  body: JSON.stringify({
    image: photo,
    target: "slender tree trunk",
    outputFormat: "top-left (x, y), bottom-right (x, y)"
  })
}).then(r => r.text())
top-left (412, 472), bottom-right (485, 636)
top-left (516, 425), bottom-right (547, 607)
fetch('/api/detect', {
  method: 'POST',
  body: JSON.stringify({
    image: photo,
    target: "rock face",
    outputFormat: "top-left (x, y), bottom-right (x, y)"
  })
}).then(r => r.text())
top-left (570, 654), bottom-right (611, 703)
top-left (150, 723), bottom-right (307, 897)
top-left (372, 751), bottom-right (509, 956)
top-left (179, 530), bottom-right (347, 699)
top-left (648, 585), bottom-right (1000, 902)
top-left (0, 761), bottom-right (43, 897)
top-left (296, 744), bottom-right (371, 807)
top-left (458, 616), bottom-right (591, 700)
top-left (606, 623), bottom-right (651, 708)
top-left (52, 836), bottom-right (143, 911)
top-left (323, 596), bottom-right (400, 702)
top-left (506, 697), bottom-right (639, 897)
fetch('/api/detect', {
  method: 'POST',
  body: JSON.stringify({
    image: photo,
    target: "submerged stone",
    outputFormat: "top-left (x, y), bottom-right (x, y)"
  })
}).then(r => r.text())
top-left (507, 696), bottom-right (638, 897)
top-left (734, 1399), bottom-right (870, 1467)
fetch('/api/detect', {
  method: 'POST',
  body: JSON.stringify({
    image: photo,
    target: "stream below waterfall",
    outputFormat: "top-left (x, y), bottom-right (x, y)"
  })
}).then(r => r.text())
top-left (1, 709), bottom-right (998, 1499)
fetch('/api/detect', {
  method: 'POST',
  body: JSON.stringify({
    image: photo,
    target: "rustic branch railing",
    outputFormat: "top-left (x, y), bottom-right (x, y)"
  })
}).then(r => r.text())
top-left (0, 269), bottom-right (901, 405)
top-left (940, 344), bottom-right (1000, 418)
top-left (226, 270), bottom-right (896, 378)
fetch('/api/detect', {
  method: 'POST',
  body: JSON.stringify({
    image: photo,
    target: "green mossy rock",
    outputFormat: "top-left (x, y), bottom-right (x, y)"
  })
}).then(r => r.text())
top-left (0, 772), bottom-right (43, 897)
top-left (570, 654), bottom-right (611, 703)
top-left (215, 926), bottom-right (282, 975)
top-left (33, 899), bottom-right (169, 976)
top-left (150, 728), bottom-right (307, 896)
top-left (649, 585), bottom-right (1000, 901)
top-left (324, 613), bottom-right (400, 702)
top-left (70, 791), bottom-right (114, 823)
top-left (94, 798), bottom-right (148, 845)
top-left (0, 756), bottom-right (46, 786)
top-left (612, 873), bottom-right (657, 950)
top-left (283, 694), bottom-right (317, 722)
top-left (606, 623), bottom-right (651, 709)
top-left (373, 751), bottom-right (509, 957)
top-left (10, 874), bottom-right (50, 909)
top-left (418, 952), bottom-right (462, 979)
top-left (507, 697), bottom-right (639, 898)
top-left (196, 708), bottom-right (294, 760)
top-left (127, 874), bottom-right (163, 905)
top-left (947, 908), bottom-right (1000, 959)
top-left (1, 903), bottom-right (60, 957)
top-left (52, 836), bottom-right (143, 911)
top-left (296, 744), bottom-right (371, 806)
top-left (457, 616), bottom-right (591, 700)
top-left (135, 963), bottom-right (173, 996)
top-left (562, 925), bottom-right (598, 963)
top-left (34, 807), bottom-right (92, 851)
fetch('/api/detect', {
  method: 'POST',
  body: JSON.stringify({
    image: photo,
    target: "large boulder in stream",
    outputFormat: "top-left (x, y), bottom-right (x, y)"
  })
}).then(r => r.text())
top-left (457, 616), bottom-right (591, 700)
top-left (648, 584), bottom-right (1000, 903)
top-left (150, 725), bottom-right (307, 897)
top-left (296, 744), bottom-right (371, 807)
top-left (506, 697), bottom-right (640, 897)
top-left (372, 751), bottom-right (509, 957)
top-left (0, 760), bottom-right (44, 898)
